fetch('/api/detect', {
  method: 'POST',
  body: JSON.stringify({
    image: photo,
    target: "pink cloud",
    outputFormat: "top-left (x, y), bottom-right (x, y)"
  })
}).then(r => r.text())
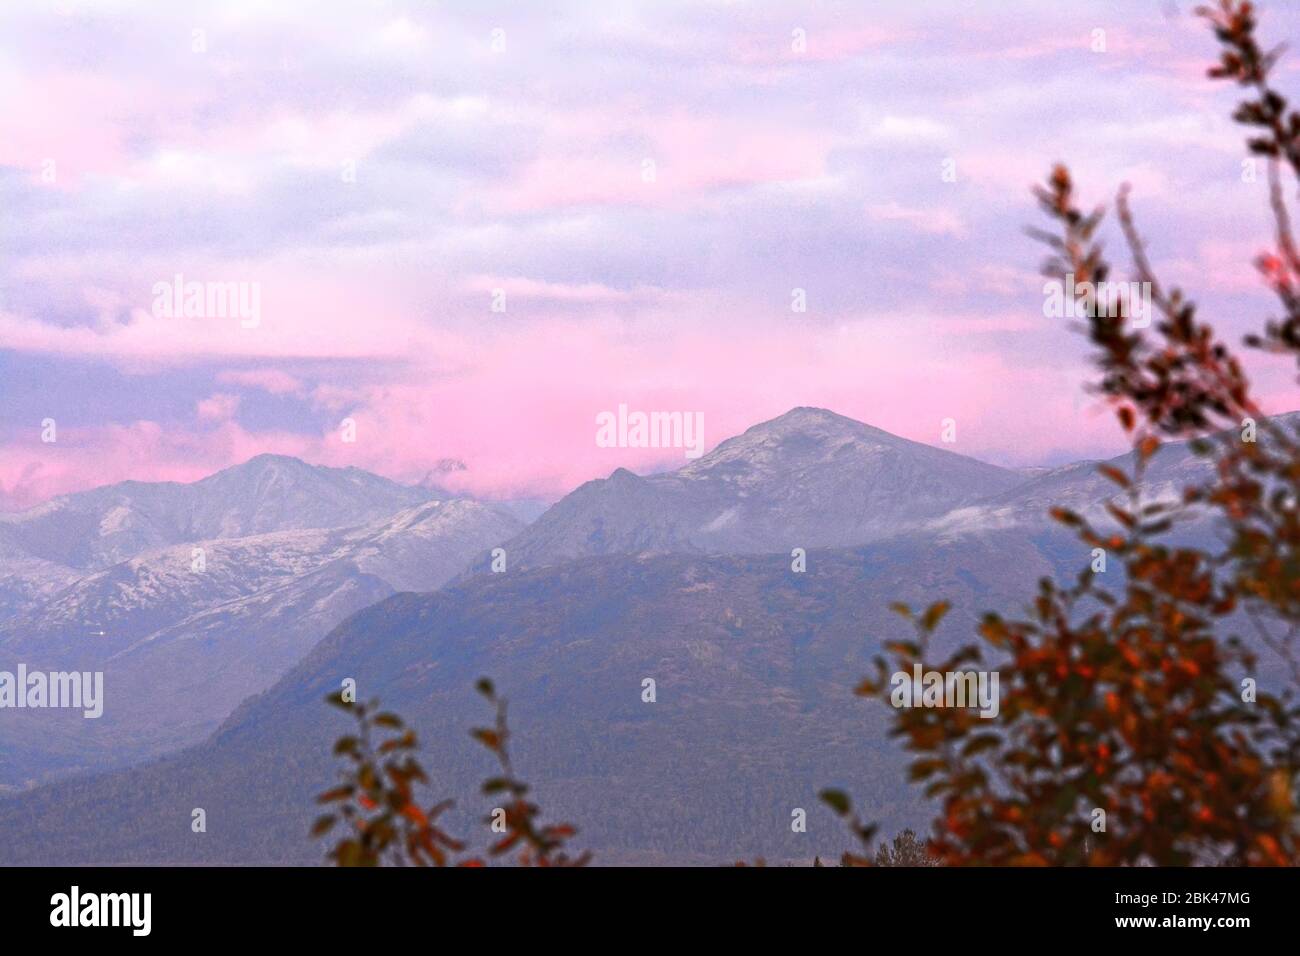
top-left (0, 268), bottom-right (438, 366)
top-left (272, 314), bottom-right (1131, 498)
top-left (0, 419), bottom-right (317, 512)
top-left (0, 71), bottom-right (152, 184)
top-left (196, 393), bottom-right (242, 422)
top-left (867, 201), bottom-right (966, 237)
top-left (0, 307), bottom-right (1126, 511)
top-left (460, 275), bottom-right (672, 306)
top-left (731, 25), bottom-right (909, 65)
top-left (1166, 239), bottom-right (1269, 294)
top-left (5, 0), bottom-right (1295, 518)
top-left (495, 111), bottom-right (831, 213)
top-left (216, 368), bottom-right (305, 395)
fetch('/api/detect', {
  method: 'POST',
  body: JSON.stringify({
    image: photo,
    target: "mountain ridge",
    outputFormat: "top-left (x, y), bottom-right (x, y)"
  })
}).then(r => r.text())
top-left (494, 406), bottom-right (1028, 571)
top-left (0, 459), bottom-right (525, 787)
top-left (2, 407), bottom-right (1296, 793)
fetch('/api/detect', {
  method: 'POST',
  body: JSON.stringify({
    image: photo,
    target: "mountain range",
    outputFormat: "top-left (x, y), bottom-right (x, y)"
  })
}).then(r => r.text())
top-left (0, 406), bottom-right (1293, 863)
top-left (0, 535), bottom-right (1063, 864)
top-left (497, 408), bottom-right (1025, 571)
top-left (0, 455), bottom-right (521, 785)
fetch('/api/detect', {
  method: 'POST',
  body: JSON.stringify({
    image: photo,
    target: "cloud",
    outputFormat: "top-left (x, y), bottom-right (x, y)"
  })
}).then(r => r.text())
top-left (2, 0), bottom-right (1297, 508)
top-left (215, 368), bottom-right (305, 395)
top-left (867, 115), bottom-right (951, 143)
top-left (196, 392), bottom-right (241, 422)
top-left (866, 201), bottom-right (966, 236)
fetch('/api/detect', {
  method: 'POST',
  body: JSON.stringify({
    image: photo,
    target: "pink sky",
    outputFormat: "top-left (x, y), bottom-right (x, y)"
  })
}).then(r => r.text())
top-left (1, 0), bottom-right (1298, 509)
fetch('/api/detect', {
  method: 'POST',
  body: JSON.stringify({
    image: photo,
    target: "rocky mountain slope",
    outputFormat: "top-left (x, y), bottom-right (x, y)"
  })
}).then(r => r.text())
top-left (0, 533), bottom-right (1069, 864)
top-left (2, 407), bottom-right (1293, 860)
top-left (0, 459), bottom-right (522, 787)
top-left (0, 454), bottom-right (441, 573)
top-left (498, 407), bottom-right (1026, 571)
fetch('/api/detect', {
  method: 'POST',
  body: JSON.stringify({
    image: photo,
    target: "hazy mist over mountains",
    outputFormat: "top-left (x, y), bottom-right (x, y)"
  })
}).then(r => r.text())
top-left (0, 406), bottom-right (1291, 862)
top-left (0, 455), bottom-right (521, 786)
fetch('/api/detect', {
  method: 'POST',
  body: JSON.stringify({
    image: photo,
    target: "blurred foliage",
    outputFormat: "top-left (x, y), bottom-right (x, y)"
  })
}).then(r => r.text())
top-left (313, 694), bottom-right (466, 867)
top-left (315, 680), bottom-right (586, 866)
top-left (828, 0), bottom-right (1300, 867)
top-left (469, 678), bottom-right (590, 866)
